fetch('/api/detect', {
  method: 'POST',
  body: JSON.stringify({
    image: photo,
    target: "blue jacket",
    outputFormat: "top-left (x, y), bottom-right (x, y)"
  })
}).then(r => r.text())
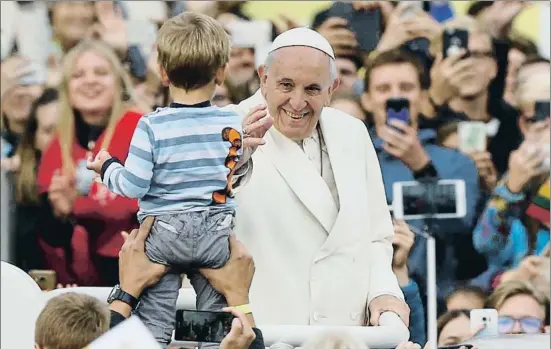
top-left (473, 181), bottom-right (550, 271)
top-left (403, 280), bottom-right (426, 346)
top-left (371, 129), bottom-right (480, 298)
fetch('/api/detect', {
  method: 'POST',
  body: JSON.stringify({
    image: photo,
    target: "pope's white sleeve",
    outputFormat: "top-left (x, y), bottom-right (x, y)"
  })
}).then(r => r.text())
top-left (363, 129), bottom-right (404, 305)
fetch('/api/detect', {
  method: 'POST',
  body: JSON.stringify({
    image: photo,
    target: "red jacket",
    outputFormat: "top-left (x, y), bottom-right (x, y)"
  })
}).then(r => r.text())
top-left (38, 110), bottom-right (141, 259)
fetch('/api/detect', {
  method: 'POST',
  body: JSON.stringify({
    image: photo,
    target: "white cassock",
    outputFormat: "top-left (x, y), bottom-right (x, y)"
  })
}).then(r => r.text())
top-left (225, 90), bottom-right (403, 326)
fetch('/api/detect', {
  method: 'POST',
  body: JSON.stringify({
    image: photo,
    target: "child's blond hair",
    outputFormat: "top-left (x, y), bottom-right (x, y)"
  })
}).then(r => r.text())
top-left (35, 292), bottom-right (110, 349)
top-left (156, 12), bottom-right (230, 91)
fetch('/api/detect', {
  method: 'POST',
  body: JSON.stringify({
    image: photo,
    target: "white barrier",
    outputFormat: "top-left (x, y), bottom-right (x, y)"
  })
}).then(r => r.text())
top-left (45, 287), bottom-right (198, 310)
top-left (46, 287), bottom-right (409, 348)
top-left (1, 261), bottom-right (45, 349)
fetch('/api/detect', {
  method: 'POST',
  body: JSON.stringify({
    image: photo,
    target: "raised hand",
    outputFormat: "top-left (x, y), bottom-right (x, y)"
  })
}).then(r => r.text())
top-left (236, 104), bottom-right (273, 170)
top-left (392, 220), bottom-right (415, 269)
top-left (429, 50), bottom-right (476, 106)
top-left (468, 151), bottom-right (497, 191)
top-left (89, 1), bottom-right (128, 56)
top-left (381, 120), bottom-right (430, 171)
top-left (506, 140), bottom-right (549, 193)
top-left (86, 149), bottom-right (113, 175)
top-left (48, 170), bottom-right (77, 217)
top-left (478, 1), bottom-right (528, 39)
top-left (316, 17), bottom-right (358, 56)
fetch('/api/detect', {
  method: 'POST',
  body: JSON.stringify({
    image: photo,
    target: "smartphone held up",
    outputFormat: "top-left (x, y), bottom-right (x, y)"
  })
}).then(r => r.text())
top-left (327, 2), bottom-right (382, 53)
top-left (458, 121), bottom-right (487, 154)
top-left (174, 309), bottom-right (234, 344)
top-left (386, 98), bottom-right (410, 131)
top-left (443, 28), bottom-right (469, 59)
top-left (392, 179), bottom-right (467, 220)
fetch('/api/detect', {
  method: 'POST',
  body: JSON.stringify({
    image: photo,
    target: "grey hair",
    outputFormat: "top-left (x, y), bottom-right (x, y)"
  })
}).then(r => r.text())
top-left (264, 49), bottom-right (338, 83)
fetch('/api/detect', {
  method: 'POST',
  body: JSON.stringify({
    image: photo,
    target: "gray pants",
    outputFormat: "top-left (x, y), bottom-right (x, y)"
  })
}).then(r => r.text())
top-left (135, 208), bottom-right (233, 348)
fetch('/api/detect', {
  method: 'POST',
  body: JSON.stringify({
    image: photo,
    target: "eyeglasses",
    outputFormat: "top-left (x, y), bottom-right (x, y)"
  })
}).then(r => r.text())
top-left (498, 316), bottom-right (543, 334)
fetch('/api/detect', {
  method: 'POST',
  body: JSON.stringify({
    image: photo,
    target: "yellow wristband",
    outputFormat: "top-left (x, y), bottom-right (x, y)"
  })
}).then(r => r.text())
top-left (234, 304), bottom-right (252, 314)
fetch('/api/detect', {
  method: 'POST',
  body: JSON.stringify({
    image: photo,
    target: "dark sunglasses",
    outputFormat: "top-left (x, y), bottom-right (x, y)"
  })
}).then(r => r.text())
top-left (498, 316), bottom-right (543, 334)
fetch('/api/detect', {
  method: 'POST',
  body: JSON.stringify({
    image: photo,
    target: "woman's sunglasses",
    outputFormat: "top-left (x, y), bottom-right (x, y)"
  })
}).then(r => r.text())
top-left (498, 316), bottom-right (543, 334)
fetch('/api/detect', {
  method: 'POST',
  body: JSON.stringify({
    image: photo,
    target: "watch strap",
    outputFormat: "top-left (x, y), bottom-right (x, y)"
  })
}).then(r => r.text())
top-left (108, 285), bottom-right (140, 310)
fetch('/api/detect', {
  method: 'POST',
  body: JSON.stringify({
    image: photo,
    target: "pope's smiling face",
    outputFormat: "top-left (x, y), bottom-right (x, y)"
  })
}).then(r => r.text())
top-left (258, 46), bottom-right (339, 142)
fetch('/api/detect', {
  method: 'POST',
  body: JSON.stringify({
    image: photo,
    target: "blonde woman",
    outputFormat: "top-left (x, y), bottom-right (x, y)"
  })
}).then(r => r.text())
top-left (36, 39), bottom-right (146, 286)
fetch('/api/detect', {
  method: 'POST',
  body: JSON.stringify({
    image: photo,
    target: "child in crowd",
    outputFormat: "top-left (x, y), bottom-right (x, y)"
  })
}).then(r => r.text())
top-left (86, 12), bottom-right (243, 348)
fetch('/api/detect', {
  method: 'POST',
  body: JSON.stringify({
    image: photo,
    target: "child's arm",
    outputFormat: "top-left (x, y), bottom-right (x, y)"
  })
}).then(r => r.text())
top-left (87, 118), bottom-right (155, 199)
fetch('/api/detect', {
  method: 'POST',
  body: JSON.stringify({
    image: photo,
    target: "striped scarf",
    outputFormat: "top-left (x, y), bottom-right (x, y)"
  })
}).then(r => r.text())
top-left (526, 180), bottom-right (550, 226)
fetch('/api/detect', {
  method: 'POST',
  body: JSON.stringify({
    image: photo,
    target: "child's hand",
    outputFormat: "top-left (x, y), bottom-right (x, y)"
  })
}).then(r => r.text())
top-left (86, 149), bottom-right (112, 174)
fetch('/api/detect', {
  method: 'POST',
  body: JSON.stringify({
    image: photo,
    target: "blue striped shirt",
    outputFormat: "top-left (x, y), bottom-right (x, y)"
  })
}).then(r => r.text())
top-left (102, 105), bottom-right (243, 222)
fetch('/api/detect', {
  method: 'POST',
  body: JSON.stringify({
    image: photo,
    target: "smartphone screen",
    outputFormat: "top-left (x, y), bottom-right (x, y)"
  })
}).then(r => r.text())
top-left (327, 2), bottom-right (381, 53)
top-left (393, 180), bottom-right (467, 220)
top-left (386, 98), bottom-right (410, 127)
top-left (174, 310), bottom-right (234, 343)
top-left (401, 183), bottom-right (458, 217)
top-left (443, 28), bottom-right (469, 58)
top-left (533, 100), bottom-right (550, 123)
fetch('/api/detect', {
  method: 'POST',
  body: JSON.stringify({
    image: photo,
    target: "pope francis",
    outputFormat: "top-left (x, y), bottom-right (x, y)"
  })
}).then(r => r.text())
top-left (227, 28), bottom-right (409, 327)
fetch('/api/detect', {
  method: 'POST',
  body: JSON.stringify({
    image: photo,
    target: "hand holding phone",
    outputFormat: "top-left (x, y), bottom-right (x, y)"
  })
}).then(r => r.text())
top-left (0, 59), bottom-right (45, 99)
top-left (327, 2), bottom-right (381, 53)
top-left (315, 17), bottom-right (357, 56)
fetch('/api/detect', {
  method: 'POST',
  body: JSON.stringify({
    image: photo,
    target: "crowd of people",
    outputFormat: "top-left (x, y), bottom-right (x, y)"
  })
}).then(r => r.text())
top-left (1, 1), bottom-right (550, 349)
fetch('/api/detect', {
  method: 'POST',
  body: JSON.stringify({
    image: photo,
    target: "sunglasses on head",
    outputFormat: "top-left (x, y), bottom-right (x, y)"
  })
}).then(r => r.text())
top-left (498, 316), bottom-right (543, 334)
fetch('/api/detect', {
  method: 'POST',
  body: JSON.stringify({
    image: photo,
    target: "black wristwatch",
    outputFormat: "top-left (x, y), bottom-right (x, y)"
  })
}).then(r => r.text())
top-left (107, 284), bottom-right (140, 310)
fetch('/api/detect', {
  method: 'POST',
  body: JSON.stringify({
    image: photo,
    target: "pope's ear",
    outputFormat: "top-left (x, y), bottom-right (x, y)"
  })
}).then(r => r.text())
top-left (257, 65), bottom-right (267, 84)
top-left (330, 78), bottom-right (340, 94)
top-left (258, 65), bottom-right (269, 96)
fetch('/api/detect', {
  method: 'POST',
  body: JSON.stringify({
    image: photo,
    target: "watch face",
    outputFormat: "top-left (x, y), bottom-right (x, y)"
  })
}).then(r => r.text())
top-left (107, 285), bottom-right (121, 303)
